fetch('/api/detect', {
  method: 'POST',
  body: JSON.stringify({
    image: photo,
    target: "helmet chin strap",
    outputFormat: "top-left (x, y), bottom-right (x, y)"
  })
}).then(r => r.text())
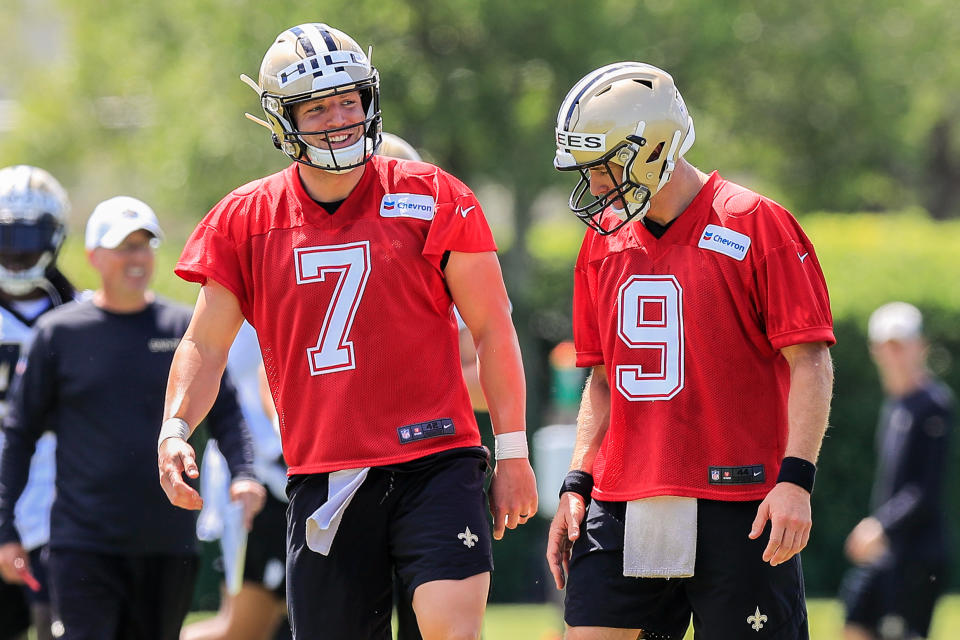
top-left (622, 198), bottom-right (650, 222)
top-left (302, 136), bottom-right (373, 174)
top-left (656, 117), bottom-right (697, 192)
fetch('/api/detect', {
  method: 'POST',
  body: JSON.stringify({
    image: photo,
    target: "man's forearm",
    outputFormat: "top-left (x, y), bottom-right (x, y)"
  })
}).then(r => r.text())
top-left (570, 366), bottom-right (610, 473)
top-left (783, 343), bottom-right (834, 463)
top-left (475, 324), bottom-right (526, 435)
top-left (164, 337), bottom-right (230, 431)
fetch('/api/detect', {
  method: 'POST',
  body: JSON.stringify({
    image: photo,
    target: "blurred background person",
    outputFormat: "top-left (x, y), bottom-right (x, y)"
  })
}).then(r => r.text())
top-left (182, 319), bottom-right (291, 640)
top-left (0, 165), bottom-right (77, 640)
top-left (0, 196), bottom-right (263, 640)
top-left (841, 302), bottom-right (954, 640)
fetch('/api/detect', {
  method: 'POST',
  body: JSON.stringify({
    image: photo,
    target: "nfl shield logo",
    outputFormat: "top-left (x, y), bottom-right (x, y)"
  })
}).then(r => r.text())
top-left (400, 428), bottom-right (411, 440)
top-left (711, 469), bottom-right (720, 482)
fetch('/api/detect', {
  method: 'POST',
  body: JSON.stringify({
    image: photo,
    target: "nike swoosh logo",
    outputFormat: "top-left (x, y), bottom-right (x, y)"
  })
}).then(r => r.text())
top-left (797, 252), bottom-right (809, 263)
top-left (457, 204), bottom-right (476, 218)
top-left (753, 471), bottom-right (762, 477)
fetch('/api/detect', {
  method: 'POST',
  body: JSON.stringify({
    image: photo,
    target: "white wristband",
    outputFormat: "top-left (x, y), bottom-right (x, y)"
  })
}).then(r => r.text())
top-left (158, 417), bottom-right (191, 451)
top-left (494, 431), bottom-right (528, 460)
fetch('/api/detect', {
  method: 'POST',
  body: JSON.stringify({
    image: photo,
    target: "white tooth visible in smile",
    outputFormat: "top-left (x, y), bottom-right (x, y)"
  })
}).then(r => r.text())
top-left (330, 135), bottom-right (349, 142)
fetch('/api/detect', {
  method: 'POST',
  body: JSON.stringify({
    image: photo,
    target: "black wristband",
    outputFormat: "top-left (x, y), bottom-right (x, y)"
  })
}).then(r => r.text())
top-left (559, 470), bottom-right (594, 503)
top-left (776, 456), bottom-right (816, 493)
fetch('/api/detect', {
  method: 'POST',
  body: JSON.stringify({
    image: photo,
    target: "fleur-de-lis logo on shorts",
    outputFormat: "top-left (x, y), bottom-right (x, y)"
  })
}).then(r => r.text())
top-left (458, 526), bottom-right (479, 548)
top-left (747, 606), bottom-right (768, 632)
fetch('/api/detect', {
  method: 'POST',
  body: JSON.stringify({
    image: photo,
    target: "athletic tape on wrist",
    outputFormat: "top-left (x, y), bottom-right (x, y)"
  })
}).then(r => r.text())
top-left (158, 417), bottom-right (191, 451)
top-left (559, 470), bottom-right (594, 504)
top-left (494, 431), bottom-right (529, 460)
top-left (776, 456), bottom-right (816, 493)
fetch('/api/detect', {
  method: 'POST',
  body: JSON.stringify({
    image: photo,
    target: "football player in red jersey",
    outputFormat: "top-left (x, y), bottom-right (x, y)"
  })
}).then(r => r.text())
top-left (156, 23), bottom-right (537, 640)
top-left (545, 63), bottom-right (835, 640)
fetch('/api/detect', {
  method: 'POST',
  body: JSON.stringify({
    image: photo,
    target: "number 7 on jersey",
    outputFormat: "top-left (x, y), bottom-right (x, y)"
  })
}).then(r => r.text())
top-left (295, 241), bottom-right (371, 376)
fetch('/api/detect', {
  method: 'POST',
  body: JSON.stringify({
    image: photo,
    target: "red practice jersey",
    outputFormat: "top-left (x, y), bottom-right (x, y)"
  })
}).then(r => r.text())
top-left (573, 171), bottom-right (835, 502)
top-left (177, 156), bottom-right (495, 474)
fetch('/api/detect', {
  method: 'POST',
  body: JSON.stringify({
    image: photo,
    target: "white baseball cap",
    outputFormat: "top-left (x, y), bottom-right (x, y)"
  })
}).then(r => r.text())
top-left (85, 196), bottom-right (164, 250)
top-left (868, 301), bottom-right (923, 343)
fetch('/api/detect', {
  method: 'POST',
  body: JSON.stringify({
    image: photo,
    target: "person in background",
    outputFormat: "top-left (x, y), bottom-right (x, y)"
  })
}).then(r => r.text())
top-left (0, 165), bottom-right (77, 640)
top-left (181, 320), bottom-right (291, 640)
top-left (841, 302), bottom-right (953, 640)
top-left (0, 196), bottom-right (264, 640)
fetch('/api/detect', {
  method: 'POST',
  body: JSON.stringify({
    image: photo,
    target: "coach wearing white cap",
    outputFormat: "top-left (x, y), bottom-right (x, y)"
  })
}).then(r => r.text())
top-left (0, 196), bottom-right (263, 640)
top-left (840, 302), bottom-right (955, 640)
top-left (84, 196), bottom-right (165, 312)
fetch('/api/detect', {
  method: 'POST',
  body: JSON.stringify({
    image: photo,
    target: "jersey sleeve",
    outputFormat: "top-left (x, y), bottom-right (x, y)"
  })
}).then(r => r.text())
top-left (754, 208), bottom-right (835, 350)
top-left (573, 234), bottom-right (604, 368)
top-left (175, 200), bottom-right (249, 312)
top-left (422, 173), bottom-right (496, 268)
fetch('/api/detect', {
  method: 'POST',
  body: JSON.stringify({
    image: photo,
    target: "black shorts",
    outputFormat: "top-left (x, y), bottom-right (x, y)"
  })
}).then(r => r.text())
top-left (564, 498), bottom-right (808, 639)
top-left (24, 545), bottom-right (51, 605)
top-left (0, 578), bottom-right (30, 640)
top-left (213, 491), bottom-right (288, 599)
top-left (286, 447), bottom-right (493, 640)
top-left (47, 549), bottom-right (198, 640)
top-left (840, 558), bottom-right (946, 638)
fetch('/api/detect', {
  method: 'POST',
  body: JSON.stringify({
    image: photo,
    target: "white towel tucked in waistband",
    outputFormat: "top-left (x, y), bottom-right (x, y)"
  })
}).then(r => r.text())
top-left (305, 467), bottom-right (370, 556)
top-left (623, 496), bottom-right (697, 578)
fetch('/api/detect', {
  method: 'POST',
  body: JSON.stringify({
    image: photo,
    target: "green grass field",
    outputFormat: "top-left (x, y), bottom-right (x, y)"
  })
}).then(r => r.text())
top-left (184, 595), bottom-right (960, 638)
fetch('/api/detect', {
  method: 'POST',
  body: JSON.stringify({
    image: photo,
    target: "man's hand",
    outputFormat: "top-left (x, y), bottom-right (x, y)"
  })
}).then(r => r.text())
top-left (749, 482), bottom-right (812, 566)
top-left (844, 516), bottom-right (888, 566)
top-left (488, 457), bottom-right (538, 540)
top-left (158, 437), bottom-right (203, 511)
top-left (0, 541), bottom-right (29, 585)
top-left (546, 492), bottom-right (587, 590)
top-left (230, 478), bottom-right (267, 531)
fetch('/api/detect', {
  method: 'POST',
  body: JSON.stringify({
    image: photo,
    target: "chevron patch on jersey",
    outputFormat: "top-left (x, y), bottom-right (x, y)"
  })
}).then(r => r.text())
top-left (698, 224), bottom-right (751, 261)
top-left (379, 193), bottom-right (435, 220)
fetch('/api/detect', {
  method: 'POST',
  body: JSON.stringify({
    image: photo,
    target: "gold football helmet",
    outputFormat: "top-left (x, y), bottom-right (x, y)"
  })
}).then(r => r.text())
top-left (0, 165), bottom-right (68, 295)
top-left (241, 23), bottom-right (382, 173)
top-left (554, 62), bottom-right (695, 234)
top-left (378, 132), bottom-right (422, 162)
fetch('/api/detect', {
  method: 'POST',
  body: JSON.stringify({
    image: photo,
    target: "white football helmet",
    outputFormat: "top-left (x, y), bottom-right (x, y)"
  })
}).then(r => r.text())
top-left (555, 62), bottom-right (695, 235)
top-left (0, 165), bottom-right (68, 295)
top-left (378, 132), bottom-right (422, 162)
top-left (241, 23), bottom-right (382, 173)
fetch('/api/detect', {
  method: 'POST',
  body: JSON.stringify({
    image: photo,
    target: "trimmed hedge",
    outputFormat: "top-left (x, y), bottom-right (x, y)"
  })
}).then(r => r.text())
top-left (801, 211), bottom-right (960, 595)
